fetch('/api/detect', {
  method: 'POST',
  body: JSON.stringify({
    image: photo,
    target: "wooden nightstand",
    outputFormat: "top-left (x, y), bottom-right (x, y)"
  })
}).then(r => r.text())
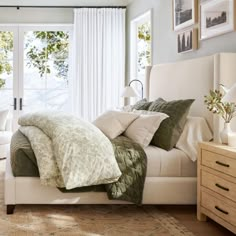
top-left (198, 142), bottom-right (236, 234)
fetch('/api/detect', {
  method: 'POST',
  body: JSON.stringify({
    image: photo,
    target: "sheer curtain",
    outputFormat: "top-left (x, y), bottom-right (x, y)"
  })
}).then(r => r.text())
top-left (72, 8), bottom-right (126, 121)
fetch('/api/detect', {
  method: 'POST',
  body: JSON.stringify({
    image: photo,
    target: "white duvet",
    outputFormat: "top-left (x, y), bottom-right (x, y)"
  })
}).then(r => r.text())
top-left (18, 111), bottom-right (121, 189)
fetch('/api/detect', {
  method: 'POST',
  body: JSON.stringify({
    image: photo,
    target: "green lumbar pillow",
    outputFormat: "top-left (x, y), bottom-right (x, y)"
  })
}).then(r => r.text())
top-left (148, 98), bottom-right (194, 151)
top-left (132, 98), bottom-right (152, 110)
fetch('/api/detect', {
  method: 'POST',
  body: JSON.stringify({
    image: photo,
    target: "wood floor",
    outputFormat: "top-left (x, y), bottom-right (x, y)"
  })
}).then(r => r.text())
top-left (158, 205), bottom-right (234, 236)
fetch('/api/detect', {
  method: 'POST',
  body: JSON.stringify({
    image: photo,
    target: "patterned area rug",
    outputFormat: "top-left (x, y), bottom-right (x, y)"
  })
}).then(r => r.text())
top-left (0, 160), bottom-right (195, 236)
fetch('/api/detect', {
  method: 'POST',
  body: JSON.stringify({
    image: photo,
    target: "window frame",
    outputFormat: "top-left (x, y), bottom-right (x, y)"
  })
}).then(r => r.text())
top-left (0, 24), bottom-right (73, 130)
top-left (130, 9), bottom-right (153, 85)
top-left (18, 24), bottom-right (73, 113)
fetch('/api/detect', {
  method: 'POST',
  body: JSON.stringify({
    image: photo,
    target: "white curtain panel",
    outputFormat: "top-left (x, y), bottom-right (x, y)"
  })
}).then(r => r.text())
top-left (72, 8), bottom-right (126, 121)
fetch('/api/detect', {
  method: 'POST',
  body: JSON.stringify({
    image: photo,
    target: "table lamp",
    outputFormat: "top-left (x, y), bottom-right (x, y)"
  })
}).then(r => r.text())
top-left (121, 79), bottom-right (143, 99)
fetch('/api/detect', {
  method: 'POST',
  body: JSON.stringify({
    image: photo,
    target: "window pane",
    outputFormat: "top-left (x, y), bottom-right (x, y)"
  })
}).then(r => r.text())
top-left (24, 31), bottom-right (47, 60)
top-left (0, 90), bottom-right (13, 110)
top-left (47, 31), bottom-right (70, 60)
top-left (47, 60), bottom-right (68, 89)
top-left (0, 31), bottom-right (13, 60)
top-left (24, 90), bottom-right (46, 113)
top-left (45, 89), bottom-right (69, 112)
top-left (0, 60), bottom-right (13, 89)
top-left (0, 31), bottom-right (14, 93)
top-left (137, 21), bottom-right (151, 77)
top-left (24, 60), bottom-right (46, 89)
top-left (23, 30), bottom-right (70, 113)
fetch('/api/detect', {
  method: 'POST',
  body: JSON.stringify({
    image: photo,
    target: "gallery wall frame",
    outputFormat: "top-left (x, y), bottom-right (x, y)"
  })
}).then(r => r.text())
top-left (173, 0), bottom-right (198, 31)
top-left (200, 0), bottom-right (236, 40)
top-left (177, 28), bottom-right (198, 53)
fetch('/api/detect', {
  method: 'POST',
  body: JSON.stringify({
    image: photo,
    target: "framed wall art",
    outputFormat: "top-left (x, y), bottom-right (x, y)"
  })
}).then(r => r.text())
top-left (173, 0), bottom-right (198, 31)
top-left (177, 28), bottom-right (198, 53)
top-left (200, 0), bottom-right (236, 40)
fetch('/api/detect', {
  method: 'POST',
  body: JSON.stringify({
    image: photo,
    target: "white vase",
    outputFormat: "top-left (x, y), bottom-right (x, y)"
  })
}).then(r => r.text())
top-left (220, 122), bottom-right (232, 144)
top-left (228, 132), bottom-right (236, 147)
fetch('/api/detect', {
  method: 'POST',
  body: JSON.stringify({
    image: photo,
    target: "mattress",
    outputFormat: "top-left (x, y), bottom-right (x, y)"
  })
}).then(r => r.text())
top-left (144, 146), bottom-right (196, 177)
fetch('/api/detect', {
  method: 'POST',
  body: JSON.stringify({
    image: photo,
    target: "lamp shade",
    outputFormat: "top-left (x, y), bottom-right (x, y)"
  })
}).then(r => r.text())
top-left (222, 83), bottom-right (236, 103)
top-left (121, 86), bottom-right (139, 98)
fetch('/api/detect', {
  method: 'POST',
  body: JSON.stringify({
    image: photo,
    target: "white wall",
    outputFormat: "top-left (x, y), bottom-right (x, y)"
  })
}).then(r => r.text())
top-left (0, 0), bottom-right (129, 24)
top-left (0, 8), bottom-right (73, 24)
top-left (126, 0), bottom-right (236, 79)
top-left (0, 0), bottom-right (129, 6)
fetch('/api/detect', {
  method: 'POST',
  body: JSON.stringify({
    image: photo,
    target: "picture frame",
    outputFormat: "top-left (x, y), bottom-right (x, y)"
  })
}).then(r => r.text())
top-left (173, 0), bottom-right (198, 31)
top-left (177, 28), bottom-right (198, 53)
top-left (200, 0), bottom-right (236, 40)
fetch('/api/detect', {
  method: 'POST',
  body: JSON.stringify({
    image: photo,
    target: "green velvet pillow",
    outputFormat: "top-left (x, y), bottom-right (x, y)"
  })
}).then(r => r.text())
top-left (148, 98), bottom-right (194, 150)
top-left (132, 98), bottom-right (152, 110)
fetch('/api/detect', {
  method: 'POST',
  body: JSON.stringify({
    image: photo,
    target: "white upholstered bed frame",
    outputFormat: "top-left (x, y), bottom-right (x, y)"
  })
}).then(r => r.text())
top-left (5, 53), bottom-right (236, 214)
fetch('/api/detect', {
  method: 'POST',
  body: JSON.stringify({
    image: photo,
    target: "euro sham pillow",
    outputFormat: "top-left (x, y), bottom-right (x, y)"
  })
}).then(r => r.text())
top-left (118, 99), bottom-right (152, 112)
top-left (176, 117), bottom-right (213, 162)
top-left (124, 110), bottom-right (169, 148)
top-left (0, 109), bottom-right (9, 131)
top-left (148, 98), bottom-right (194, 150)
top-left (119, 105), bottom-right (133, 112)
top-left (132, 98), bottom-right (152, 110)
top-left (93, 110), bottom-right (139, 139)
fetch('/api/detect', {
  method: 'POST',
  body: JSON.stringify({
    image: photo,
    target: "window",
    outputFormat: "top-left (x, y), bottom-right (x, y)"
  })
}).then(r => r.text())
top-left (0, 30), bottom-right (14, 111)
top-left (130, 10), bottom-right (152, 97)
top-left (0, 25), bottom-right (72, 130)
top-left (23, 29), bottom-right (71, 112)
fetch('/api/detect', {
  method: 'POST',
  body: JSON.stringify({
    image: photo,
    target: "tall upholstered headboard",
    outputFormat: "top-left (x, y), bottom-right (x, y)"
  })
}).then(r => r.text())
top-left (145, 53), bottom-right (236, 143)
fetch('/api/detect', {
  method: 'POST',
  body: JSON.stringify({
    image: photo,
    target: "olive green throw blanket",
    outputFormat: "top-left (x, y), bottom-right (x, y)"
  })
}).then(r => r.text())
top-left (11, 131), bottom-right (147, 204)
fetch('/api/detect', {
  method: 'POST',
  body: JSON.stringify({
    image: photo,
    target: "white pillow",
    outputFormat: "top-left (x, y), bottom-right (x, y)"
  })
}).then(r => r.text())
top-left (124, 110), bottom-right (169, 148)
top-left (176, 117), bottom-right (213, 162)
top-left (0, 110), bottom-right (9, 131)
top-left (93, 110), bottom-right (139, 139)
top-left (118, 105), bottom-right (133, 112)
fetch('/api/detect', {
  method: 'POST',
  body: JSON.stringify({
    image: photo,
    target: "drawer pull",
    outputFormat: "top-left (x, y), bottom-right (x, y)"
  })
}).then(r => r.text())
top-left (215, 206), bottom-right (229, 215)
top-left (215, 161), bottom-right (230, 168)
top-left (215, 183), bottom-right (229, 191)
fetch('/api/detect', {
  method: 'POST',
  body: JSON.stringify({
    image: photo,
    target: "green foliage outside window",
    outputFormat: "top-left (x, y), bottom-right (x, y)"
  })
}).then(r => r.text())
top-left (25, 31), bottom-right (69, 80)
top-left (0, 30), bottom-right (69, 89)
top-left (137, 22), bottom-right (151, 74)
top-left (0, 32), bottom-right (13, 88)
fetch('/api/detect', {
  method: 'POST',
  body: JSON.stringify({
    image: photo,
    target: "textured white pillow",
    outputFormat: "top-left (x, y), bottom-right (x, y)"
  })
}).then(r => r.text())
top-left (118, 105), bottom-right (133, 112)
top-left (0, 110), bottom-right (9, 131)
top-left (93, 110), bottom-right (139, 139)
top-left (124, 110), bottom-right (169, 148)
top-left (176, 117), bottom-right (213, 162)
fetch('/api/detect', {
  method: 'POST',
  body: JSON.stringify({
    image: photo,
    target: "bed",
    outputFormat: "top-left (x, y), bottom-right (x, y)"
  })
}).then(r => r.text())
top-left (5, 53), bottom-right (236, 214)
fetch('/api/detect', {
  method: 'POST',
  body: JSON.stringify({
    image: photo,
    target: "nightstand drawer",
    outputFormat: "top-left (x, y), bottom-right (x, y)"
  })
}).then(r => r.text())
top-left (202, 150), bottom-right (236, 177)
top-left (201, 191), bottom-right (236, 227)
top-left (201, 170), bottom-right (236, 202)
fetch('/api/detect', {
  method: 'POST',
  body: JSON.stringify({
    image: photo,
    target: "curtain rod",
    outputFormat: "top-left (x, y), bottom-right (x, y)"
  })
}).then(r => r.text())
top-left (0, 5), bottom-right (126, 10)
